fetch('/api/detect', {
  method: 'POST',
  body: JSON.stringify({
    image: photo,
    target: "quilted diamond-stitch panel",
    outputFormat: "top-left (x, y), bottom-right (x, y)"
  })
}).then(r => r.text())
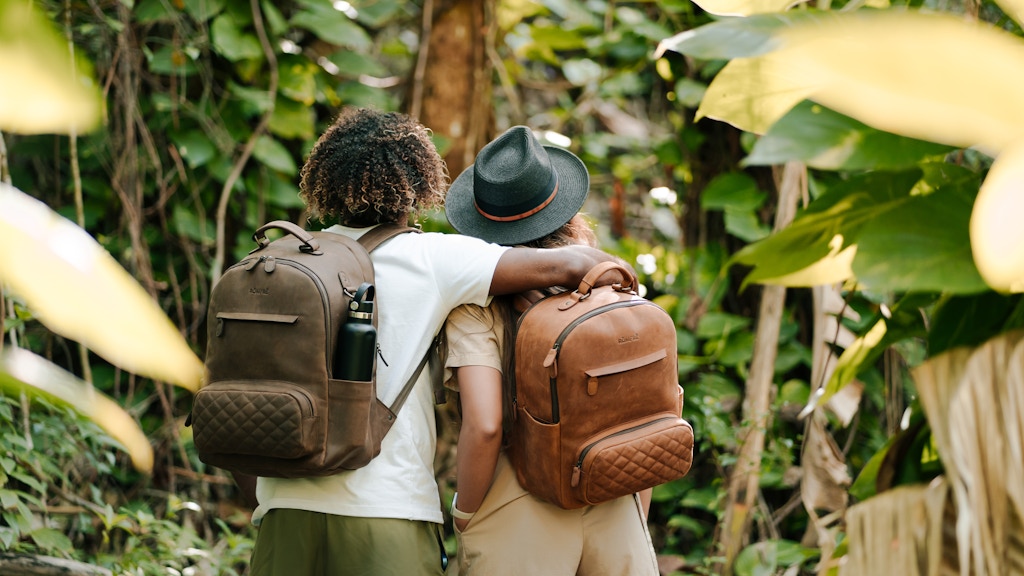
top-left (578, 419), bottom-right (694, 505)
top-left (193, 387), bottom-right (318, 460)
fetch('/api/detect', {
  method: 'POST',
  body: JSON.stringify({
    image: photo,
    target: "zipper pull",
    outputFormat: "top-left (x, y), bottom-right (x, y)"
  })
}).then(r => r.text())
top-left (244, 256), bottom-right (263, 271)
top-left (571, 465), bottom-right (581, 487)
top-left (543, 346), bottom-right (558, 378)
top-left (376, 343), bottom-right (388, 367)
top-left (263, 255), bottom-right (276, 272)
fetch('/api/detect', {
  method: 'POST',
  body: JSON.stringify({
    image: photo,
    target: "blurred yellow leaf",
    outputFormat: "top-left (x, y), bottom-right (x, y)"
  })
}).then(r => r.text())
top-left (690, 0), bottom-right (808, 16)
top-left (776, 11), bottom-right (1024, 155)
top-left (0, 0), bottom-right (102, 134)
top-left (0, 184), bottom-right (203, 391)
top-left (1, 348), bottom-right (153, 473)
top-left (697, 53), bottom-right (815, 135)
top-left (970, 141), bottom-right (1024, 292)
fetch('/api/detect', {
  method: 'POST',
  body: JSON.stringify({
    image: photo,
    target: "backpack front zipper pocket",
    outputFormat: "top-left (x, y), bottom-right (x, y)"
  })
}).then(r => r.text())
top-left (570, 413), bottom-right (694, 506)
top-left (192, 380), bottom-right (321, 460)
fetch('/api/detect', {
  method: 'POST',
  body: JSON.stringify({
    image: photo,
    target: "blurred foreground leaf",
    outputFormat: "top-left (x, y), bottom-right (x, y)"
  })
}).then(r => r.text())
top-left (0, 348), bottom-right (152, 472)
top-left (0, 0), bottom-right (102, 134)
top-left (0, 184), bottom-right (203, 391)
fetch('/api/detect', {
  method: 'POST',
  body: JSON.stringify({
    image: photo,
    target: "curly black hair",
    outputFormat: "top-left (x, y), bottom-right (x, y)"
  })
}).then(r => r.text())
top-left (300, 107), bottom-right (449, 226)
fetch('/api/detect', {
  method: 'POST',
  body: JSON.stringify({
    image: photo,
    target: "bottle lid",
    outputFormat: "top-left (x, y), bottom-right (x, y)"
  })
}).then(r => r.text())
top-left (349, 282), bottom-right (375, 318)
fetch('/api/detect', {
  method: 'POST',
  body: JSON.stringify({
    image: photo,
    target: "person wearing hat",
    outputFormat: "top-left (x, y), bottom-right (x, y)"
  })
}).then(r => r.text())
top-left (245, 108), bottom-right (634, 576)
top-left (443, 126), bottom-right (660, 575)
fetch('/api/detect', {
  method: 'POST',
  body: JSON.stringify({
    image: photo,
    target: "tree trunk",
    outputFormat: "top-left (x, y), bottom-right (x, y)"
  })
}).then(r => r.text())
top-left (407, 0), bottom-right (495, 179)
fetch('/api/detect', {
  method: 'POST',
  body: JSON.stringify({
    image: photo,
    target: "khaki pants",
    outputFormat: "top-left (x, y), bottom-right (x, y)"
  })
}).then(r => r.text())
top-left (455, 454), bottom-right (659, 576)
top-left (250, 509), bottom-right (447, 576)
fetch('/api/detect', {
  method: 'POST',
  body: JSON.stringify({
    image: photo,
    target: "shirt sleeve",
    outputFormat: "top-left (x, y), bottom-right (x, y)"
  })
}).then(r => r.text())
top-left (443, 304), bottom-right (504, 392)
top-left (426, 233), bottom-right (510, 311)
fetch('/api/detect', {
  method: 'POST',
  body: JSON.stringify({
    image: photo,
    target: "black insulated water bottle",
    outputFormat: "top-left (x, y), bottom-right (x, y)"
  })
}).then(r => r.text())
top-left (334, 283), bottom-right (377, 381)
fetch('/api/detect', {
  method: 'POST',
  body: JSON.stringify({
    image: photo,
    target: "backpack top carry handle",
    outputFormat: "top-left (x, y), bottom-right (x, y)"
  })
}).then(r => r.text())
top-left (558, 262), bottom-right (638, 311)
top-left (576, 261), bottom-right (637, 296)
top-left (252, 220), bottom-right (322, 254)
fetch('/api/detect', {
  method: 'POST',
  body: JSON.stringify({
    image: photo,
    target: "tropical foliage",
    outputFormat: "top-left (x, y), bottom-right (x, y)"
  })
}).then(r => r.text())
top-left (3, 0), bottom-right (1022, 574)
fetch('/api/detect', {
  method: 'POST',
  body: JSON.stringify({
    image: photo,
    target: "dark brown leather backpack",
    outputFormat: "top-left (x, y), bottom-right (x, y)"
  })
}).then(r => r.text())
top-left (508, 262), bottom-right (695, 509)
top-left (189, 221), bottom-right (428, 478)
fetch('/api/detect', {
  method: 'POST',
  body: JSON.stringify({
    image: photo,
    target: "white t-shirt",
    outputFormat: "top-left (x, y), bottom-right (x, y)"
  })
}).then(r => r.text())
top-left (252, 225), bottom-right (509, 525)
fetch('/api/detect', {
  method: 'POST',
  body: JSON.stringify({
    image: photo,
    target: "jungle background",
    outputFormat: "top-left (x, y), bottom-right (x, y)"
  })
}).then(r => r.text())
top-left (3, 0), bottom-right (1024, 574)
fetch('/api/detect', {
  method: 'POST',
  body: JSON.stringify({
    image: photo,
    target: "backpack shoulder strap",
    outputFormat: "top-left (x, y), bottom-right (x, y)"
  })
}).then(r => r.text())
top-left (357, 224), bottom-right (420, 252)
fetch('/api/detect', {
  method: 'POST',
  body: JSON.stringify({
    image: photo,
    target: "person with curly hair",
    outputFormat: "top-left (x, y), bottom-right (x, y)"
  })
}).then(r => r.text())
top-left (442, 126), bottom-right (659, 575)
top-left (244, 107), bottom-right (632, 576)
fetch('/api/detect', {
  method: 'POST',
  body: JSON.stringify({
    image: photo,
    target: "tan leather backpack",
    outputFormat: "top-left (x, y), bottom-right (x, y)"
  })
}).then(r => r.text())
top-left (508, 262), bottom-right (695, 509)
top-left (189, 221), bottom-right (429, 477)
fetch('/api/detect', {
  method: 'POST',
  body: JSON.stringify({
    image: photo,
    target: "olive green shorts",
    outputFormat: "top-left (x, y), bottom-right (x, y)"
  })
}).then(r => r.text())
top-left (250, 509), bottom-right (447, 576)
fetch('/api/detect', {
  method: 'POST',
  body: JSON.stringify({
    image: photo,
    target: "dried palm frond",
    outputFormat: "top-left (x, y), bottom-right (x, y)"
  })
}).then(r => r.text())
top-left (912, 332), bottom-right (1024, 576)
top-left (839, 478), bottom-right (955, 576)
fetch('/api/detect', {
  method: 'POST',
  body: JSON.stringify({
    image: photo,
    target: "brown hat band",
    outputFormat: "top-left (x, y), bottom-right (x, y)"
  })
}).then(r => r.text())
top-left (475, 182), bottom-right (559, 222)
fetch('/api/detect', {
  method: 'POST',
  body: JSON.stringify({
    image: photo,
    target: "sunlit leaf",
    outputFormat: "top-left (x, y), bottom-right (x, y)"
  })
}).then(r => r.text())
top-left (0, 348), bottom-right (153, 473)
top-left (776, 10), bottom-right (1024, 154)
top-left (758, 240), bottom-right (856, 288)
top-left (820, 319), bottom-right (887, 408)
top-left (970, 141), bottom-right (1024, 292)
top-left (0, 1), bottom-right (102, 134)
top-left (745, 100), bottom-right (954, 170)
top-left (696, 53), bottom-right (813, 135)
top-left (0, 184), bottom-right (203, 392)
top-left (733, 170), bottom-right (920, 288)
top-left (690, 0), bottom-right (808, 17)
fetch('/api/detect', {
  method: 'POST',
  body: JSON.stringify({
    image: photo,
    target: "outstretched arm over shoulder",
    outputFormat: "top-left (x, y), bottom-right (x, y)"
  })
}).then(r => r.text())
top-left (489, 245), bottom-right (634, 296)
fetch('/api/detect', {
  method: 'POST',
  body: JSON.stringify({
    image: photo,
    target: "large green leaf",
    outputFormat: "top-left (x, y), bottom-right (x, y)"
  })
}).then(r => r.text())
top-left (0, 0), bottom-right (102, 134)
top-left (0, 349), bottom-right (153, 473)
top-left (292, 0), bottom-right (372, 50)
top-left (853, 179), bottom-right (987, 294)
top-left (0, 184), bottom-right (203, 392)
top-left (732, 170), bottom-right (922, 288)
top-left (745, 100), bottom-right (954, 171)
